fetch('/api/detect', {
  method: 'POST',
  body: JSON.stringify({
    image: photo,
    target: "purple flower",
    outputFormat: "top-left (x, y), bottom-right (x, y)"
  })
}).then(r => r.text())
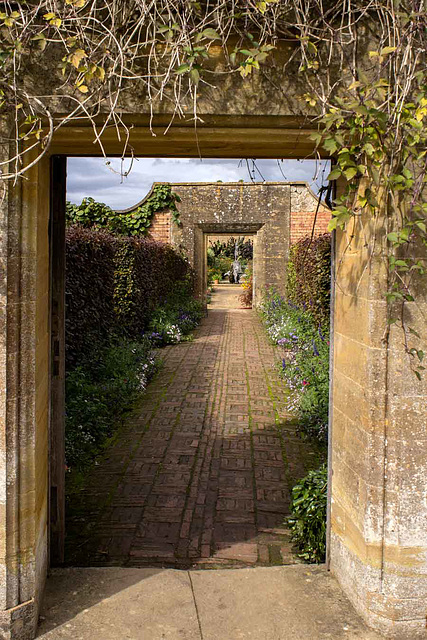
top-left (312, 340), bottom-right (319, 356)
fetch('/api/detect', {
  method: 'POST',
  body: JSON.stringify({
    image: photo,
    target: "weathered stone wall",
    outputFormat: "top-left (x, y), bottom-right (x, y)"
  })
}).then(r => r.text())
top-left (147, 182), bottom-right (329, 247)
top-left (0, 143), bottom-right (49, 639)
top-left (163, 182), bottom-right (291, 307)
top-left (330, 209), bottom-right (427, 638)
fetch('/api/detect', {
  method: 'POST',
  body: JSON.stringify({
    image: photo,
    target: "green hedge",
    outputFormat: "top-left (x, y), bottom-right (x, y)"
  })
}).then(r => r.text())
top-left (286, 234), bottom-right (331, 327)
top-left (65, 226), bottom-right (192, 368)
top-left (289, 464), bottom-right (327, 563)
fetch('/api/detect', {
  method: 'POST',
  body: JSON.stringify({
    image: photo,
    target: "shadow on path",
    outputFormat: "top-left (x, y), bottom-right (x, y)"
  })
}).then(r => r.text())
top-left (65, 308), bottom-right (324, 568)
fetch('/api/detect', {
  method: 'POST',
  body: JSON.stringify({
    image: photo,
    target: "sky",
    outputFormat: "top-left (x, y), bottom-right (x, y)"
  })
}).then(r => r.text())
top-left (67, 157), bottom-right (331, 210)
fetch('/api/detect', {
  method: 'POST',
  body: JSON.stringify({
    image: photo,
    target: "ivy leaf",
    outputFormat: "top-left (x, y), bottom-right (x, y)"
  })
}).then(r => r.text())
top-left (380, 46), bottom-right (397, 56)
top-left (327, 168), bottom-right (341, 180)
top-left (176, 63), bottom-right (190, 75)
top-left (201, 28), bottom-right (220, 40)
top-left (344, 167), bottom-right (357, 180)
top-left (190, 68), bottom-right (200, 85)
top-left (95, 66), bottom-right (105, 81)
top-left (310, 132), bottom-right (323, 144)
top-left (363, 143), bottom-right (375, 156)
top-left (70, 49), bottom-right (87, 68)
top-left (370, 165), bottom-right (380, 185)
top-left (323, 138), bottom-right (338, 154)
top-left (32, 33), bottom-right (47, 51)
top-left (387, 232), bottom-right (399, 243)
top-left (327, 217), bottom-right (338, 231)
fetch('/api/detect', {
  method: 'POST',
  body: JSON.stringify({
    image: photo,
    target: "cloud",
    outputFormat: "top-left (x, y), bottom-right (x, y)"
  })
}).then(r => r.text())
top-left (67, 157), bottom-right (330, 210)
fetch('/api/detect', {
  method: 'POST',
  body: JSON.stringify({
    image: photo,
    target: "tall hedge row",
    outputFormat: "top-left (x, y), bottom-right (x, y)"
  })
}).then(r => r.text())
top-left (286, 233), bottom-right (331, 326)
top-left (66, 225), bottom-right (191, 368)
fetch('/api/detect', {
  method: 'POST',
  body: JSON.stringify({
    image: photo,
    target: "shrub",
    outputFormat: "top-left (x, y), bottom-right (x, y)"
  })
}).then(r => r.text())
top-left (287, 234), bottom-right (331, 327)
top-left (289, 464), bottom-right (327, 563)
top-left (65, 226), bottom-right (193, 367)
top-left (261, 288), bottom-right (329, 441)
top-left (65, 226), bottom-right (118, 368)
top-left (65, 337), bottom-right (157, 470)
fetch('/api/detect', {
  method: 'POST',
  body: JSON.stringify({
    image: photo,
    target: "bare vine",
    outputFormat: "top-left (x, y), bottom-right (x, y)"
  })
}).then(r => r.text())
top-left (0, 0), bottom-right (426, 373)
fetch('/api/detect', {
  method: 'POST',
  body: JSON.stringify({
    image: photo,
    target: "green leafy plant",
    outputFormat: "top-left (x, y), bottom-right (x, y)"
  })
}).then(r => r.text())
top-left (65, 337), bottom-right (157, 470)
top-left (66, 184), bottom-right (181, 236)
top-left (288, 464), bottom-right (327, 563)
top-left (149, 279), bottom-right (203, 345)
top-left (286, 234), bottom-right (331, 327)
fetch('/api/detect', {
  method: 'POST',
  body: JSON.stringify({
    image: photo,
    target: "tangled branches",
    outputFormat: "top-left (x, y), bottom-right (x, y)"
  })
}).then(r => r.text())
top-left (0, 1), bottom-right (426, 370)
top-left (0, 1), bottom-right (424, 174)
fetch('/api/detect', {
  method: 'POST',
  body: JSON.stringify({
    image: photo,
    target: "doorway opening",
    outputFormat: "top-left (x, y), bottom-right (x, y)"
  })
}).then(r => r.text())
top-left (206, 233), bottom-right (255, 310)
top-left (52, 155), bottom-right (331, 570)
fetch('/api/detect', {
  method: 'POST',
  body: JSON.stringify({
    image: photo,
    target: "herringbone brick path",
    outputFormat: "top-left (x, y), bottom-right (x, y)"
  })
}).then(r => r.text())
top-left (66, 309), bottom-right (322, 567)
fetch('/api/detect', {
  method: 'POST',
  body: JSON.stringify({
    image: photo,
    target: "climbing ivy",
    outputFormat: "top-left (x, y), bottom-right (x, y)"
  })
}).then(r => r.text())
top-left (66, 184), bottom-right (181, 236)
top-left (119, 183), bottom-right (182, 235)
top-left (312, 67), bottom-right (427, 378)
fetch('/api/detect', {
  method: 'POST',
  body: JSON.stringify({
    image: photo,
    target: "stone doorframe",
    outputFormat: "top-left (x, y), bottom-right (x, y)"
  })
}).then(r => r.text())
top-left (164, 182), bottom-right (293, 308)
top-left (200, 224), bottom-right (261, 306)
top-left (1, 115), bottom-right (426, 639)
top-left (201, 226), bottom-right (259, 305)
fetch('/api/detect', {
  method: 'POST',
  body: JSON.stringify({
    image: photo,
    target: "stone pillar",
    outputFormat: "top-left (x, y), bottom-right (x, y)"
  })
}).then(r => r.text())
top-left (0, 134), bottom-right (49, 639)
top-left (330, 210), bottom-right (427, 638)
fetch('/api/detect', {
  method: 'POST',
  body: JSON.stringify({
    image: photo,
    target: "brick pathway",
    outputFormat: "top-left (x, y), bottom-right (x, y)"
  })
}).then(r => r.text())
top-left (66, 309), bottom-right (323, 568)
top-left (208, 283), bottom-right (245, 309)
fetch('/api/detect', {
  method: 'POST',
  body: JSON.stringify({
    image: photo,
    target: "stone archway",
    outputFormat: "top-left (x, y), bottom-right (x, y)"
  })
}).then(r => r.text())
top-left (1, 116), bottom-right (426, 639)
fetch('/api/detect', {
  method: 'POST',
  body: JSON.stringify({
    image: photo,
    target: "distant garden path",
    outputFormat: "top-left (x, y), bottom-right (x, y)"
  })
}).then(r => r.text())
top-left (208, 283), bottom-right (245, 309)
top-left (66, 309), bottom-right (322, 567)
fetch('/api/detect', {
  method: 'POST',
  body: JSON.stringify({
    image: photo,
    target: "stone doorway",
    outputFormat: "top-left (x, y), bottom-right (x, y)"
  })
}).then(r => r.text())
top-left (206, 232), bottom-right (255, 311)
top-left (2, 116), bottom-right (425, 639)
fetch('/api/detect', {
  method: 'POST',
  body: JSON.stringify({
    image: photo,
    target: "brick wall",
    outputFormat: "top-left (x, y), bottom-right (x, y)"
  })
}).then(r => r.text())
top-left (146, 183), bottom-right (330, 246)
top-left (289, 184), bottom-right (330, 243)
top-left (290, 209), bottom-right (330, 243)
top-left (148, 211), bottom-right (171, 243)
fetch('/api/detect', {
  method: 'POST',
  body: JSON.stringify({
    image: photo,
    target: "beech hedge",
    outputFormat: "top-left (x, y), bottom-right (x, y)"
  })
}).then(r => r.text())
top-left (66, 226), bottom-right (192, 368)
top-left (286, 233), bottom-right (331, 326)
